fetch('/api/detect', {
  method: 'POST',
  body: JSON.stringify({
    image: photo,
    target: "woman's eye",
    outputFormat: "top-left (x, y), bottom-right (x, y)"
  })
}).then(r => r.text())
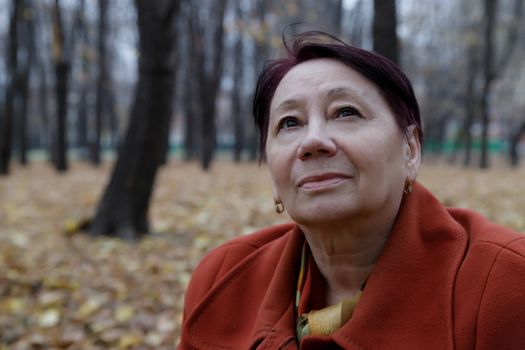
top-left (336, 106), bottom-right (360, 118)
top-left (278, 117), bottom-right (300, 130)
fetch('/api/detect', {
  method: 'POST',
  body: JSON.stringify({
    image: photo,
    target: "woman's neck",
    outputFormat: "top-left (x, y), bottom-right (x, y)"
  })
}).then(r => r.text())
top-left (299, 218), bottom-right (392, 305)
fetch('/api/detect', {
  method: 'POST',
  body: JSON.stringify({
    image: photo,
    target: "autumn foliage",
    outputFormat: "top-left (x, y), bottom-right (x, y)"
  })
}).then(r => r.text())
top-left (0, 161), bottom-right (524, 349)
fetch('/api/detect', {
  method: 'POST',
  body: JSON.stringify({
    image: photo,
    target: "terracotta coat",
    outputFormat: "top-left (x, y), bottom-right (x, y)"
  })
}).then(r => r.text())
top-left (178, 183), bottom-right (525, 349)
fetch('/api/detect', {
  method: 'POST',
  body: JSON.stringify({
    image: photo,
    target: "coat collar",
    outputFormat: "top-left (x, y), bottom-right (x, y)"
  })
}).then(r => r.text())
top-left (330, 182), bottom-right (468, 349)
top-left (185, 225), bottom-right (304, 349)
top-left (249, 225), bottom-right (304, 347)
top-left (186, 182), bottom-right (468, 349)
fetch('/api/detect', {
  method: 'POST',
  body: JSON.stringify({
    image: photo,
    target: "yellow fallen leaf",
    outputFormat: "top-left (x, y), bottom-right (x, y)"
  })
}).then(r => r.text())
top-left (43, 276), bottom-right (79, 290)
top-left (38, 291), bottom-right (65, 307)
top-left (177, 272), bottom-right (191, 288)
top-left (157, 315), bottom-right (176, 333)
top-left (5, 297), bottom-right (25, 314)
top-left (99, 327), bottom-right (124, 343)
top-left (63, 217), bottom-right (90, 236)
top-left (144, 331), bottom-right (165, 346)
top-left (75, 297), bottom-right (105, 319)
top-left (117, 333), bottom-right (142, 348)
top-left (9, 232), bottom-right (29, 247)
top-left (64, 218), bottom-right (79, 235)
top-left (38, 309), bottom-right (61, 327)
top-left (115, 305), bottom-right (134, 323)
top-left (91, 319), bottom-right (118, 334)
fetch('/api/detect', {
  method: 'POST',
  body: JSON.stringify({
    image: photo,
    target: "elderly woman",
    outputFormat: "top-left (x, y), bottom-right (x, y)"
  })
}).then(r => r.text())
top-left (178, 32), bottom-right (525, 349)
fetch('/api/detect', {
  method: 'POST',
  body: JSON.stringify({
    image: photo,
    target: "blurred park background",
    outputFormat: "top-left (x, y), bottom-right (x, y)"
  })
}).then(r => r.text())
top-left (0, 0), bottom-right (524, 349)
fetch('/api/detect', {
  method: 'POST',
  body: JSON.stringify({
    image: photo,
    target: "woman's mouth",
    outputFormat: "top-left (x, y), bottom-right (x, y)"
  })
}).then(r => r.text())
top-left (297, 173), bottom-right (352, 190)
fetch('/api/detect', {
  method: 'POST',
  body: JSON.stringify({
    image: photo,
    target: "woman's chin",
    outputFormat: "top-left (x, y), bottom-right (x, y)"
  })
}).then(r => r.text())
top-left (288, 204), bottom-right (361, 226)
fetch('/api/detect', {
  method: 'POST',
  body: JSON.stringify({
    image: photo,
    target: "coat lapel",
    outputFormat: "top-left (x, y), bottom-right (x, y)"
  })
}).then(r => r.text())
top-left (185, 226), bottom-right (304, 350)
top-left (332, 182), bottom-right (468, 349)
top-left (249, 226), bottom-right (304, 349)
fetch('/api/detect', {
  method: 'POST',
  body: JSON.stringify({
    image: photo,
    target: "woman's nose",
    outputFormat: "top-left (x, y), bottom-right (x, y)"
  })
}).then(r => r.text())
top-left (297, 124), bottom-right (337, 160)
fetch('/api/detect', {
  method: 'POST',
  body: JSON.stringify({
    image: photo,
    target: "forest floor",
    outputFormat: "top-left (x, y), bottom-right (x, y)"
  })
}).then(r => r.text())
top-left (1, 159), bottom-right (524, 349)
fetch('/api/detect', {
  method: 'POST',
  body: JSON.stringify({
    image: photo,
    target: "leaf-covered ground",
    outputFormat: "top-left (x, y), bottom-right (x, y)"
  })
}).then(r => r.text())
top-left (1, 160), bottom-right (524, 349)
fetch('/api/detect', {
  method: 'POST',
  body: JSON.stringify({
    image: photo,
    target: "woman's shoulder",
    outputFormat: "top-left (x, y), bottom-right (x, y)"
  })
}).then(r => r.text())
top-left (451, 208), bottom-right (525, 348)
top-left (448, 206), bottom-right (525, 251)
top-left (449, 206), bottom-right (525, 280)
top-left (181, 223), bottom-right (296, 316)
top-left (197, 222), bottom-right (296, 274)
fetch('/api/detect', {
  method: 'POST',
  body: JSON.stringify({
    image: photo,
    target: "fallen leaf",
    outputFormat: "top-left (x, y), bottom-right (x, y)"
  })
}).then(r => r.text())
top-left (38, 309), bottom-right (61, 328)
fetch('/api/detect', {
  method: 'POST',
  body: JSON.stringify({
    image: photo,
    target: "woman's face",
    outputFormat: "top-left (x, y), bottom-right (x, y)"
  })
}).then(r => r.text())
top-left (265, 58), bottom-right (420, 226)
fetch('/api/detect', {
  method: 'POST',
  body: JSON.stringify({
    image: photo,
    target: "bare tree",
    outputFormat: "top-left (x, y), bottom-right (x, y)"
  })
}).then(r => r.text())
top-left (180, 0), bottom-right (198, 161)
top-left (247, 0), bottom-right (270, 161)
top-left (0, 0), bottom-right (20, 175)
top-left (71, 0), bottom-right (90, 154)
top-left (33, 1), bottom-right (53, 159)
top-left (462, 45), bottom-right (480, 167)
top-left (89, 0), bottom-right (180, 239)
top-left (347, 0), bottom-right (367, 47)
top-left (510, 121), bottom-right (525, 166)
top-left (478, 0), bottom-right (496, 169)
top-left (51, 0), bottom-right (70, 172)
top-left (15, 0), bottom-right (35, 165)
top-left (400, 0), bottom-right (524, 167)
top-left (232, 0), bottom-right (245, 162)
top-left (90, 0), bottom-right (108, 165)
top-left (478, 0), bottom-right (523, 168)
top-left (186, 0), bottom-right (227, 170)
top-left (333, 0), bottom-right (344, 36)
top-left (373, 0), bottom-right (399, 64)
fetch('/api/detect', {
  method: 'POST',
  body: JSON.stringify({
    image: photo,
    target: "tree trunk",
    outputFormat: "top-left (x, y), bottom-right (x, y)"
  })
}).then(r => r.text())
top-left (373, 0), bottom-right (399, 65)
top-left (17, 0), bottom-right (35, 165)
top-left (38, 57), bottom-right (51, 154)
top-left (17, 59), bottom-right (29, 166)
top-left (232, 1), bottom-right (244, 162)
top-left (33, 1), bottom-right (52, 157)
top-left (199, 0), bottom-right (227, 171)
top-left (333, 0), bottom-right (344, 37)
top-left (348, 0), bottom-right (365, 48)
top-left (0, 0), bottom-right (20, 175)
top-left (54, 61), bottom-right (70, 171)
top-left (91, 0), bottom-right (108, 165)
top-left (105, 87), bottom-right (119, 149)
top-left (183, 67), bottom-right (196, 161)
top-left (89, 0), bottom-right (180, 239)
top-left (509, 120), bottom-right (525, 167)
top-left (181, 1), bottom-right (194, 161)
top-left (77, 75), bottom-right (89, 153)
top-left (478, 0), bottom-right (522, 168)
top-left (248, 0), bottom-right (269, 161)
top-left (74, 0), bottom-right (89, 154)
top-left (51, 0), bottom-right (70, 172)
top-left (479, 0), bottom-right (496, 169)
top-left (462, 44), bottom-right (479, 167)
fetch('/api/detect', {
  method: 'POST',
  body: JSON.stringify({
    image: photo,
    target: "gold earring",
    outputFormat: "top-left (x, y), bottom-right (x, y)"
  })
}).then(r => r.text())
top-left (274, 200), bottom-right (284, 214)
top-left (404, 182), bottom-right (413, 194)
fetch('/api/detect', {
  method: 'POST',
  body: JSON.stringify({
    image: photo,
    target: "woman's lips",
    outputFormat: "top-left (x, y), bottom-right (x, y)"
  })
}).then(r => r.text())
top-left (297, 173), bottom-right (351, 190)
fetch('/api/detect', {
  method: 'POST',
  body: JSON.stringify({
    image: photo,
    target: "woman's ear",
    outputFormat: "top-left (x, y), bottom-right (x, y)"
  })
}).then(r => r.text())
top-left (405, 125), bottom-right (421, 182)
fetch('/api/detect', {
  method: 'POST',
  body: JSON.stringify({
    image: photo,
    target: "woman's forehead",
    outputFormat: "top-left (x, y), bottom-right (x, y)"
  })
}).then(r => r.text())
top-left (270, 59), bottom-right (381, 110)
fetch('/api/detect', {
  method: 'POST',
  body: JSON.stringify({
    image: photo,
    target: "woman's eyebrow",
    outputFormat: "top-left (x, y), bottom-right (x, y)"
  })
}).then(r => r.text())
top-left (326, 87), bottom-right (361, 98)
top-left (272, 87), bottom-right (362, 114)
top-left (272, 99), bottom-right (303, 114)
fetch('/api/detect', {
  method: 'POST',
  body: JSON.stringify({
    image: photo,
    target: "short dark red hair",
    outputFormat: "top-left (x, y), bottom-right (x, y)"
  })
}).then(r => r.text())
top-left (252, 31), bottom-right (423, 160)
